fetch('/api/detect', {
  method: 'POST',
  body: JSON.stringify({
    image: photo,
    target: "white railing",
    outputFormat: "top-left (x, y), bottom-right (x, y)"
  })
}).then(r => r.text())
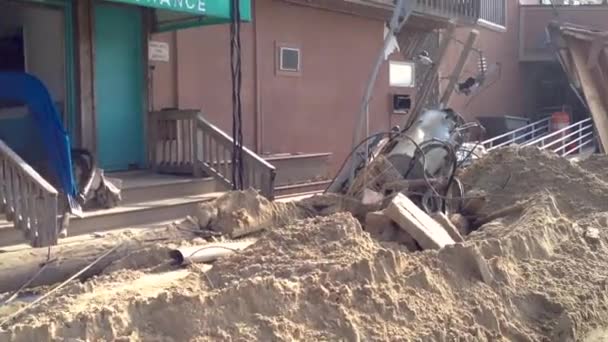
top-left (523, 118), bottom-right (595, 157)
top-left (482, 117), bottom-right (551, 150)
top-left (0, 139), bottom-right (59, 247)
top-left (150, 110), bottom-right (276, 199)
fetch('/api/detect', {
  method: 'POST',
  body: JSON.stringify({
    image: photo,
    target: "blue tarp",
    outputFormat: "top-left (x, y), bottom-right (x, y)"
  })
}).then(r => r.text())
top-left (0, 72), bottom-right (77, 201)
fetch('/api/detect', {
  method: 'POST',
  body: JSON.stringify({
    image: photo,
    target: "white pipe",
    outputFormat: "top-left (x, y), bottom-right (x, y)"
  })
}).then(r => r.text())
top-left (169, 240), bottom-right (256, 265)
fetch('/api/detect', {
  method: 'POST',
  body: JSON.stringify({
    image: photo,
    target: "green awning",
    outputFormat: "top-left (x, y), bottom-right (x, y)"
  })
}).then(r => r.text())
top-left (106, 0), bottom-right (251, 32)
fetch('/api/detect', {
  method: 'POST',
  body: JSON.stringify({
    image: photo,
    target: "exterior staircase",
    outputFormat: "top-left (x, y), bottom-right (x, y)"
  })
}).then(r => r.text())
top-left (481, 116), bottom-right (596, 157)
top-left (1, 110), bottom-right (331, 248)
top-left (0, 171), bottom-right (224, 248)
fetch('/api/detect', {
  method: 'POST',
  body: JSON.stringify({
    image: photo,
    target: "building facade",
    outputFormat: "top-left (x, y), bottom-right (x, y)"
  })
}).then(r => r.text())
top-left (0, 0), bottom-right (250, 172)
top-left (150, 0), bottom-right (488, 173)
top-left (445, 0), bottom-right (608, 125)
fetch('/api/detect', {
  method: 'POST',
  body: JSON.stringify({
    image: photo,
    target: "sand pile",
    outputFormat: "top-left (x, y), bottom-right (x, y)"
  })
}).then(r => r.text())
top-left (460, 147), bottom-right (608, 219)
top-left (578, 154), bottom-right (608, 183)
top-left (4, 147), bottom-right (608, 341)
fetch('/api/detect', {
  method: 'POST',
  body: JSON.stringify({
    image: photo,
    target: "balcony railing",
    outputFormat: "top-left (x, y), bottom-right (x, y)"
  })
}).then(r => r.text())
top-left (480, 0), bottom-right (506, 27)
top-left (411, 0), bottom-right (480, 24)
top-left (284, 0), bottom-right (481, 26)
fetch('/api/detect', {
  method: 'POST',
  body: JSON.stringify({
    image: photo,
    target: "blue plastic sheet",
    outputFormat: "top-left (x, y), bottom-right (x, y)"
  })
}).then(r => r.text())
top-left (0, 72), bottom-right (77, 201)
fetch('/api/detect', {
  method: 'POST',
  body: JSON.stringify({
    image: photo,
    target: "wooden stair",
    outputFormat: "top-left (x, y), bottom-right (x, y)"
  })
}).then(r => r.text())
top-left (0, 171), bottom-right (224, 248)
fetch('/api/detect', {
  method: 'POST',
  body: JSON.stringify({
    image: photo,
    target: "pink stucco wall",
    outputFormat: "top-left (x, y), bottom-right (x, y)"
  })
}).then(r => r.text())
top-left (151, 0), bottom-right (413, 172)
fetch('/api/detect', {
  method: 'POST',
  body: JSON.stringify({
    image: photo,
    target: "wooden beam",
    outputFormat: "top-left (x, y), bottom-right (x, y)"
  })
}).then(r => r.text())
top-left (440, 29), bottom-right (478, 107)
top-left (384, 193), bottom-right (455, 250)
top-left (567, 38), bottom-right (608, 152)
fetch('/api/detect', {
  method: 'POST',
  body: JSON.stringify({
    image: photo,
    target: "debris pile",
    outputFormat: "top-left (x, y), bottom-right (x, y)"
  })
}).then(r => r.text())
top-left (3, 146), bottom-right (608, 341)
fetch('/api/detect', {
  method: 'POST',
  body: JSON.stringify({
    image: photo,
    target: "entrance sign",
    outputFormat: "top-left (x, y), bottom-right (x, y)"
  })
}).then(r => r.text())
top-left (108, 0), bottom-right (206, 15)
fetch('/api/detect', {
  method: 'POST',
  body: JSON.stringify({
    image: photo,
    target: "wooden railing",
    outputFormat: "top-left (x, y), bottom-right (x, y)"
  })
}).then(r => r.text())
top-left (150, 110), bottom-right (276, 199)
top-left (0, 139), bottom-right (59, 247)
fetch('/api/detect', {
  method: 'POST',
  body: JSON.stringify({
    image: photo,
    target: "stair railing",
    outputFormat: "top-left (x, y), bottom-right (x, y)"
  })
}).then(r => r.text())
top-left (150, 110), bottom-right (276, 199)
top-left (0, 139), bottom-right (59, 247)
top-left (482, 117), bottom-right (551, 151)
top-left (523, 118), bottom-right (595, 157)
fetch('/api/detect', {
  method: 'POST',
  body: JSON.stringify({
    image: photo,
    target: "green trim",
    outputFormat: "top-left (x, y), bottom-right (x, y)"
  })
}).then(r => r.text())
top-left (152, 0), bottom-right (251, 32)
top-left (154, 15), bottom-right (235, 32)
top-left (64, 1), bottom-right (76, 143)
top-left (106, 0), bottom-right (207, 15)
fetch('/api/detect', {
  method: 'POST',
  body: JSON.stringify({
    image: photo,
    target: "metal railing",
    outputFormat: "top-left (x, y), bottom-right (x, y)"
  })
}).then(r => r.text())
top-left (150, 110), bottom-right (276, 199)
top-left (523, 118), bottom-right (595, 157)
top-left (482, 117), bottom-right (551, 150)
top-left (480, 0), bottom-right (506, 26)
top-left (358, 0), bottom-right (481, 24)
top-left (0, 139), bottom-right (59, 247)
top-left (413, 0), bottom-right (481, 23)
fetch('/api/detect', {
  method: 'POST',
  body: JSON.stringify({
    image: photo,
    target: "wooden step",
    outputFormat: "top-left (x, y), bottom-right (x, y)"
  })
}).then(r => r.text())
top-left (110, 171), bottom-right (221, 204)
top-left (274, 179), bottom-right (331, 197)
top-left (0, 192), bottom-right (223, 248)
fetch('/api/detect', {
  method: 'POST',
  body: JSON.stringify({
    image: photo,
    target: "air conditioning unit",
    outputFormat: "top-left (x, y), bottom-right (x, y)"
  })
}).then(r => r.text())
top-left (392, 94), bottom-right (411, 113)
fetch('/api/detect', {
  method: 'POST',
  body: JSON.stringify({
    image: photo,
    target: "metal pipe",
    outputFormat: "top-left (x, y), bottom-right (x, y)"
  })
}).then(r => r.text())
top-left (169, 240), bottom-right (256, 265)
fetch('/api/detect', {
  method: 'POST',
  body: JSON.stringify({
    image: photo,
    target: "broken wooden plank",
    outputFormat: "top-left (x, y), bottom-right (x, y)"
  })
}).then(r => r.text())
top-left (566, 37), bottom-right (608, 152)
top-left (430, 212), bottom-right (464, 243)
top-left (364, 211), bottom-right (419, 251)
top-left (384, 193), bottom-right (455, 250)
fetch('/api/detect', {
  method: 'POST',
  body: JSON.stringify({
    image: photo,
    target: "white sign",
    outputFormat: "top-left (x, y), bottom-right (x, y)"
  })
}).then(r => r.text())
top-left (149, 41), bottom-right (170, 62)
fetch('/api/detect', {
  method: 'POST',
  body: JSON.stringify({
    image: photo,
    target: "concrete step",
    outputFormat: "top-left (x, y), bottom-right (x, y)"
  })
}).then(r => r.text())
top-left (0, 192), bottom-right (223, 248)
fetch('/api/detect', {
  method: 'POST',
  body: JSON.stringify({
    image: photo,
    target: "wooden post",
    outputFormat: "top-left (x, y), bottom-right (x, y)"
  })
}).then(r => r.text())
top-left (568, 38), bottom-right (608, 152)
top-left (440, 29), bottom-right (479, 107)
top-left (406, 25), bottom-right (455, 130)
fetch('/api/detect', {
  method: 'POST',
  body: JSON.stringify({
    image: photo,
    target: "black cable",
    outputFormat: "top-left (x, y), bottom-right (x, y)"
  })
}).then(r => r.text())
top-left (324, 132), bottom-right (393, 194)
top-left (230, 0), bottom-right (244, 190)
top-left (457, 141), bottom-right (481, 168)
top-left (325, 131), bottom-right (429, 196)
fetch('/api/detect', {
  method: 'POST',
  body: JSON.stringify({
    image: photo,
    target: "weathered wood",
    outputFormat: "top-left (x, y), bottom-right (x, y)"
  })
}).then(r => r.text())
top-left (450, 213), bottom-right (471, 236)
top-left (385, 193), bottom-right (455, 250)
top-left (566, 37), bottom-right (608, 152)
top-left (462, 190), bottom-right (488, 215)
top-left (365, 211), bottom-right (419, 251)
top-left (473, 202), bottom-right (526, 228)
top-left (0, 139), bottom-right (59, 247)
top-left (430, 212), bottom-right (464, 242)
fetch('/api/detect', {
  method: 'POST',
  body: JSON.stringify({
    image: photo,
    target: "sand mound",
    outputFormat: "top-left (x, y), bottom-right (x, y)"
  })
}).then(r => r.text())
top-left (3, 147), bottom-right (608, 341)
top-left (578, 154), bottom-right (608, 183)
top-left (460, 147), bottom-right (608, 219)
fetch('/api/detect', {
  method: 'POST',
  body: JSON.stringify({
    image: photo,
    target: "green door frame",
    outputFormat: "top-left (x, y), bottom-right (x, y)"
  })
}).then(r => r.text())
top-left (15, 0), bottom-right (77, 143)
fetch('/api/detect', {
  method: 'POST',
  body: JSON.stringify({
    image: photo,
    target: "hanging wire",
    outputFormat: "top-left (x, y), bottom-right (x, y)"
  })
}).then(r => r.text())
top-left (230, 0), bottom-right (245, 190)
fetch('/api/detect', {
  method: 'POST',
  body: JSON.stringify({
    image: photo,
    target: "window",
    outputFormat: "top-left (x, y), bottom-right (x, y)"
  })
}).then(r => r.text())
top-left (389, 61), bottom-right (415, 88)
top-left (279, 47), bottom-right (300, 72)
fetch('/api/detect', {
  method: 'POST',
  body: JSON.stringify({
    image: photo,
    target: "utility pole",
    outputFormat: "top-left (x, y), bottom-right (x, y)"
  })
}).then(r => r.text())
top-left (349, 0), bottom-right (413, 180)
